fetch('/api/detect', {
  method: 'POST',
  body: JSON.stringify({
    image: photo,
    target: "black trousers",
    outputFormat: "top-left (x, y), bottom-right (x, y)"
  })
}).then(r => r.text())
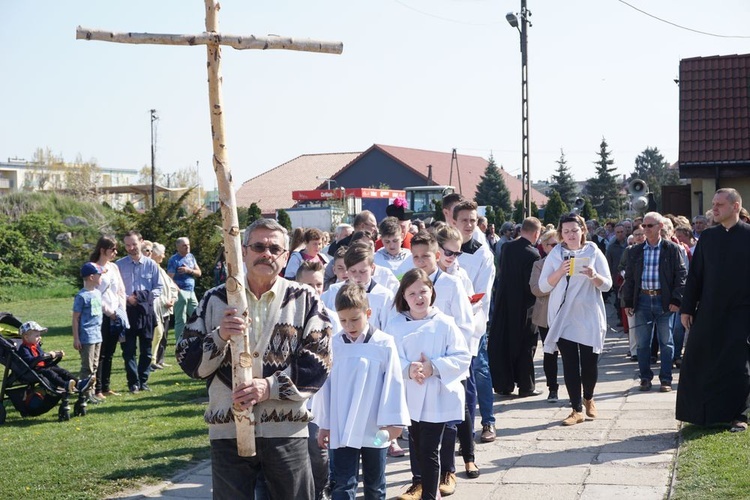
top-left (39, 366), bottom-right (75, 390)
top-left (211, 437), bottom-right (314, 500)
top-left (557, 337), bottom-right (598, 413)
top-left (408, 420), bottom-right (445, 500)
top-left (539, 327), bottom-right (560, 391)
top-left (96, 315), bottom-right (120, 393)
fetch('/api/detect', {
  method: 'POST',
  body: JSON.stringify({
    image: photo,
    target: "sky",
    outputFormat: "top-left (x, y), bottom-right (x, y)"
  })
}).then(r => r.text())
top-left (2, 0), bottom-right (749, 193)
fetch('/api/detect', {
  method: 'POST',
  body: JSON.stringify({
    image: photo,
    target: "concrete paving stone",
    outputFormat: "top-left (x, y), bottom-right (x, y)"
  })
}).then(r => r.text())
top-left (585, 464), bottom-right (671, 486)
top-left (534, 440), bottom-right (605, 452)
top-left (502, 465), bottom-right (589, 484)
top-left (539, 427), bottom-right (610, 441)
top-left (613, 416), bottom-right (680, 430)
top-left (620, 400), bottom-right (678, 410)
top-left (487, 483), bottom-right (581, 500)
top-left (515, 451), bottom-right (597, 468)
top-left (579, 484), bottom-right (665, 500)
top-left (616, 409), bottom-right (676, 420)
top-left (499, 407), bottom-right (565, 419)
top-left (595, 452), bottom-right (674, 467)
top-left (155, 482), bottom-right (212, 498)
top-left (600, 438), bottom-right (677, 454)
top-left (607, 428), bottom-right (679, 441)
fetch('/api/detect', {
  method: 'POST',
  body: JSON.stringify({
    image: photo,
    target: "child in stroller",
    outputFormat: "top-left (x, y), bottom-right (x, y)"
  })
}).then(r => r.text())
top-left (17, 321), bottom-right (94, 395)
top-left (0, 314), bottom-right (93, 424)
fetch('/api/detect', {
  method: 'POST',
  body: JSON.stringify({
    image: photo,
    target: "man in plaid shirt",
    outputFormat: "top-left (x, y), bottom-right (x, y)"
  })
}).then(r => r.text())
top-left (622, 212), bottom-right (687, 393)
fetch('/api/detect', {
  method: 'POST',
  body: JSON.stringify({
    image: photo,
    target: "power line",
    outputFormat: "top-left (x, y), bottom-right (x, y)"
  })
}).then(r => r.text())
top-left (616, 0), bottom-right (750, 39)
top-left (392, 0), bottom-right (504, 26)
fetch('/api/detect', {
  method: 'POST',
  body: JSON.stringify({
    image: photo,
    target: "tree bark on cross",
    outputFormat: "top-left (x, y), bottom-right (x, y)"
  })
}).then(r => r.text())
top-left (77, 0), bottom-right (343, 457)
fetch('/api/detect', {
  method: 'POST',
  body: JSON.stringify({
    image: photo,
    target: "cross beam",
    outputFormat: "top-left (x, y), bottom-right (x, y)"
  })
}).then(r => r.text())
top-left (76, 27), bottom-right (343, 53)
top-left (77, 0), bottom-right (342, 458)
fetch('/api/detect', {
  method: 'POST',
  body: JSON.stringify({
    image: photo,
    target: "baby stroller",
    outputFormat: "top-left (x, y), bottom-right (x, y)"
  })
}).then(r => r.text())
top-left (0, 312), bottom-right (88, 424)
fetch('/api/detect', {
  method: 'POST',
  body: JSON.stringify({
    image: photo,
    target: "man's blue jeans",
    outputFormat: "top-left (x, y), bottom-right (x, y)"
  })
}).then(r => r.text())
top-left (330, 446), bottom-right (387, 500)
top-left (473, 334), bottom-right (495, 425)
top-left (670, 312), bottom-right (685, 361)
top-left (635, 294), bottom-right (673, 384)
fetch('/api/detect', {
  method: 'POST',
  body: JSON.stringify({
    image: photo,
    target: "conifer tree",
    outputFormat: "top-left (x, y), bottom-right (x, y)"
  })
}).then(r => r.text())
top-left (543, 190), bottom-right (568, 226)
top-left (276, 209), bottom-right (292, 231)
top-left (474, 154), bottom-right (512, 213)
top-left (550, 149), bottom-right (578, 207)
top-left (585, 138), bottom-right (621, 220)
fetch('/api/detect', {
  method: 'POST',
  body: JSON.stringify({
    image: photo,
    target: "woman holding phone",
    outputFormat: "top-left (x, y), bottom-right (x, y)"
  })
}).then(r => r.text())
top-left (538, 213), bottom-right (612, 426)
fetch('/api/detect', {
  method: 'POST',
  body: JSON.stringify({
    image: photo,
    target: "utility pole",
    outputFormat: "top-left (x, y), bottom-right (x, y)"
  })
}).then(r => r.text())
top-left (150, 109), bottom-right (158, 208)
top-left (506, 1), bottom-right (532, 218)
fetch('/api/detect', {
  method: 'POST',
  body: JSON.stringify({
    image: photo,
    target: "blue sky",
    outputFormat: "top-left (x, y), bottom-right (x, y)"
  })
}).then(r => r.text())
top-left (2, 0), bottom-right (748, 191)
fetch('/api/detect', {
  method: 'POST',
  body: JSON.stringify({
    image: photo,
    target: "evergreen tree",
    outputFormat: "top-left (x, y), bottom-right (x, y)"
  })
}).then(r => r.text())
top-left (543, 190), bottom-right (568, 226)
top-left (585, 138), bottom-right (621, 220)
top-left (550, 149), bottom-right (578, 207)
top-left (474, 154), bottom-right (512, 213)
top-left (512, 200), bottom-right (539, 222)
top-left (248, 203), bottom-right (262, 224)
top-left (433, 200), bottom-right (445, 222)
top-left (495, 208), bottom-right (506, 224)
top-left (276, 209), bottom-right (292, 231)
top-left (581, 198), bottom-right (598, 221)
top-left (484, 205), bottom-right (496, 226)
top-left (630, 147), bottom-right (680, 210)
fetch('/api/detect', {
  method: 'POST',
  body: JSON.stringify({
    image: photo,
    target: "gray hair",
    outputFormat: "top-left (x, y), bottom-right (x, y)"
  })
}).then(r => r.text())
top-left (643, 211), bottom-right (664, 224)
top-left (243, 218), bottom-right (289, 245)
top-left (176, 237), bottom-right (190, 246)
top-left (692, 214), bottom-right (708, 223)
top-left (152, 242), bottom-right (166, 257)
top-left (334, 223), bottom-right (354, 239)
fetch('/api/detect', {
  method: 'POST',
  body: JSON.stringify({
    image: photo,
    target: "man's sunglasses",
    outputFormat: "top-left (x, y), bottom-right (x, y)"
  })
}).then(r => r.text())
top-left (244, 243), bottom-right (287, 256)
top-left (642, 223), bottom-right (658, 228)
top-left (439, 246), bottom-right (463, 258)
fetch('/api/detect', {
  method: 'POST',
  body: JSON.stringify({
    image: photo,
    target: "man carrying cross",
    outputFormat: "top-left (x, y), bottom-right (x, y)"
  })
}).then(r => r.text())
top-left (77, 2), bottom-right (342, 495)
top-left (177, 219), bottom-right (333, 498)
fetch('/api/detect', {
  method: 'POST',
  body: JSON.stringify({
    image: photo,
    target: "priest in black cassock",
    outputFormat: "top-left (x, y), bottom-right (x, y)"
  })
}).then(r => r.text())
top-left (677, 188), bottom-right (750, 431)
top-left (488, 217), bottom-right (542, 396)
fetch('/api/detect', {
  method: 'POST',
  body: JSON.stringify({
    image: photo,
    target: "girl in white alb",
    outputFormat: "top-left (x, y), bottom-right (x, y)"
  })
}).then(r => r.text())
top-left (386, 268), bottom-right (471, 500)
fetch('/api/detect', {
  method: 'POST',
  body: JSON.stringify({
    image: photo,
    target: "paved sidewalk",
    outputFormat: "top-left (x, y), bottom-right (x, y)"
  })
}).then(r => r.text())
top-left (116, 322), bottom-right (681, 500)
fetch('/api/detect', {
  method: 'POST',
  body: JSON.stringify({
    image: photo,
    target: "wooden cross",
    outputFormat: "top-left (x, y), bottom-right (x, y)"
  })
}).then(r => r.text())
top-left (77, 0), bottom-right (343, 457)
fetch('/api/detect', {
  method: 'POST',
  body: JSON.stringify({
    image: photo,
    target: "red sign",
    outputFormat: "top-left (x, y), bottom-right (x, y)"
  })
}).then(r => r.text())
top-left (292, 188), bottom-right (405, 201)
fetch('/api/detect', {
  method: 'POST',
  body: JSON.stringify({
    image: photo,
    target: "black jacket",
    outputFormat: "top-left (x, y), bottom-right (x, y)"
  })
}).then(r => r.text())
top-left (622, 238), bottom-right (687, 312)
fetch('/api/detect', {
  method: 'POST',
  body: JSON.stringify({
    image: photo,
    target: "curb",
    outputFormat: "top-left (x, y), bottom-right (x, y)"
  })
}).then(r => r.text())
top-left (108, 459), bottom-right (211, 499)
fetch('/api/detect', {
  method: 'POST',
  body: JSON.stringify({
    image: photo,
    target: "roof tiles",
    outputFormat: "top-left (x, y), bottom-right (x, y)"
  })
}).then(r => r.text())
top-left (679, 53), bottom-right (750, 165)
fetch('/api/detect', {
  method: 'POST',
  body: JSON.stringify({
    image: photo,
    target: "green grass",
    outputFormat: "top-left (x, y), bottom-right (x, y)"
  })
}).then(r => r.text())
top-left (673, 424), bottom-right (750, 499)
top-left (1, 296), bottom-right (210, 499)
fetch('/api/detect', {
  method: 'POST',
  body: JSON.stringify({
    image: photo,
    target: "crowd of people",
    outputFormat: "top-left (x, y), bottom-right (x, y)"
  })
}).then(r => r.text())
top-left (17, 187), bottom-right (749, 500)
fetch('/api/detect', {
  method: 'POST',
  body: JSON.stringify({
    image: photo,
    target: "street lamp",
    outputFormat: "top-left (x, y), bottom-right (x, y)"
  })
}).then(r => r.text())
top-left (507, 1), bottom-right (532, 218)
top-left (150, 109), bottom-right (158, 208)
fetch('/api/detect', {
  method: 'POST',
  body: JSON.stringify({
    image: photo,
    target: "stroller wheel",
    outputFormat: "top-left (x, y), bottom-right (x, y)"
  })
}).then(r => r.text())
top-left (73, 400), bottom-right (87, 417)
top-left (58, 405), bottom-right (70, 422)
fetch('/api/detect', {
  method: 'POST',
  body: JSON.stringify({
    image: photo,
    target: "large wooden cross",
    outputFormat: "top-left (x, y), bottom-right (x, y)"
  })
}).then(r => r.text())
top-left (77, 1), bottom-right (343, 457)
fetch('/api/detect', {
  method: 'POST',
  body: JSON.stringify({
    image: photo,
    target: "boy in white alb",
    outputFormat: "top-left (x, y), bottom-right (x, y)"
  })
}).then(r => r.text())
top-left (322, 243), bottom-right (394, 331)
top-left (448, 198), bottom-right (498, 445)
top-left (373, 217), bottom-right (411, 276)
top-left (314, 283), bottom-right (410, 500)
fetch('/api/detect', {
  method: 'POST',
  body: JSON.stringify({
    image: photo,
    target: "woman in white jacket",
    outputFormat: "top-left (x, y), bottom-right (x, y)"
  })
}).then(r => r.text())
top-left (539, 213), bottom-right (612, 426)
